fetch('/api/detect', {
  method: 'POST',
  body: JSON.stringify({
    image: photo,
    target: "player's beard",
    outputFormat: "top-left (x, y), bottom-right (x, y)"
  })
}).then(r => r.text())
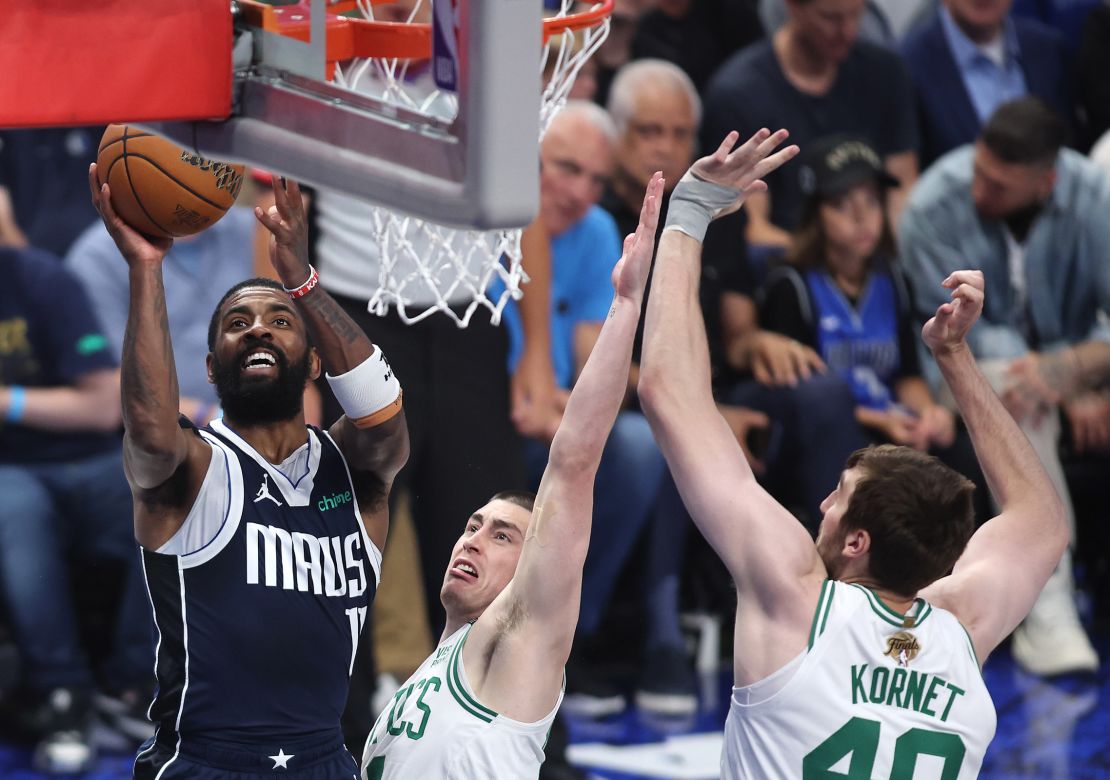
top-left (211, 342), bottom-right (311, 425)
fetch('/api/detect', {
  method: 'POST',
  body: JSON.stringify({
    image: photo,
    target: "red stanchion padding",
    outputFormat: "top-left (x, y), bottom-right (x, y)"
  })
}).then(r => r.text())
top-left (0, 0), bottom-right (233, 128)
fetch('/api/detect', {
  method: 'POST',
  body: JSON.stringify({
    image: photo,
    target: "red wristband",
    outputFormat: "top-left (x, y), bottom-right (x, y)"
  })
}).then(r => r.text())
top-left (283, 266), bottom-right (319, 299)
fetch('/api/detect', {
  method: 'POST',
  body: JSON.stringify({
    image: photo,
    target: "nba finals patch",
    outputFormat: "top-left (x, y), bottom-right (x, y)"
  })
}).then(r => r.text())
top-left (884, 631), bottom-right (921, 668)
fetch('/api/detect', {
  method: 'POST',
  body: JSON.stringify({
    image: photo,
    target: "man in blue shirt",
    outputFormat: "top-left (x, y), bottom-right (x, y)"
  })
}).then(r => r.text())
top-left (902, 0), bottom-right (1073, 167)
top-left (901, 97), bottom-right (1110, 676)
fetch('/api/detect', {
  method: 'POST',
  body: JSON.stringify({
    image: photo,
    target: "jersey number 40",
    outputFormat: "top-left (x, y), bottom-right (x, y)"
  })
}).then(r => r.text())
top-left (804, 716), bottom-right (966, 779)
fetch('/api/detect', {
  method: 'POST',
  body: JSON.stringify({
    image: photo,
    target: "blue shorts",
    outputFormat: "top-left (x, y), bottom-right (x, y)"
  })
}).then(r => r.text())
top-left (133, 731), bottom-right (360, 779)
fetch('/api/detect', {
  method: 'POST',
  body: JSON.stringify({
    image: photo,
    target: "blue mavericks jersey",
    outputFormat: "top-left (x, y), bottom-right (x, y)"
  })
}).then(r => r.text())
top-left (808, 269), bottom-right (900, 410)
top-left (142, 419), bottom-right (378, 746)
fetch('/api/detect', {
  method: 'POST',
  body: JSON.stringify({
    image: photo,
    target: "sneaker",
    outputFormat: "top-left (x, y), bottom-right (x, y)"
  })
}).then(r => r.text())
top-left (1011, 557), bottom-right (1099, 677)
top-left (634, 644), bottom-right (698, 717)
top-left (95, 687), bottom-right (156, 747)
top-left (30, 688), bottom-right (95, 775)
top-left (562, 659), bottom-right (626, 718)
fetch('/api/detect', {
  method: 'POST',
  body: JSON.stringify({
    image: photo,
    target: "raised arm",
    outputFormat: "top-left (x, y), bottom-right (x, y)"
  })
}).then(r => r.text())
top-left (464, 176), bottom-right (665, 727)
top-left (254, 179), bottom-right (409, 550)
top-left (638, 132), bottom-right (813, 581)
top-left (637, 132), bottom-right (829, 682)
top-left (918, 271), bottom-right (1067, 661)
top-left (88, 164), bottom-right (212, 549)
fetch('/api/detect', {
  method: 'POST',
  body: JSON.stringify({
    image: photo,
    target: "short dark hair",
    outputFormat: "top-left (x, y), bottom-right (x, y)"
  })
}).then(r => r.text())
top-left (842, 445), bottom-right (975, 596)
top-left (980, 97), bottom-right (1067, 168)
top-left (207, 278), bottom-right (288, 350)
top-left (488, 490), bottom-right (537, 514)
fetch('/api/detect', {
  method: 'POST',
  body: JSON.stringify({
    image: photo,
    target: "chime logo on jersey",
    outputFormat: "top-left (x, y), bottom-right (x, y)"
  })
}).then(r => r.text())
top-left (245, 522), bottom-right (368, 597)
top-left (883, 631), bottom-right (921, 667)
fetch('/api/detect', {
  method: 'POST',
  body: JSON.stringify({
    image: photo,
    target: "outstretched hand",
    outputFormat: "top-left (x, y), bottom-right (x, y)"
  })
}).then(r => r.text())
top-left (922, 270), bottom-right (984, 356)
top-left (612, 171), bottom-right (664, 303)
top-left (254, 177), bottom-right (311, 288)
top-left (87, 163), bottom-right (173, 266)
top-left (686, 129), bottom-right (800, 219)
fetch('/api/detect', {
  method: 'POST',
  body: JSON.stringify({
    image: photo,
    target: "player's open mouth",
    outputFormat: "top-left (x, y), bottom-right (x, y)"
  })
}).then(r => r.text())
top-left (242, 350), bottom-right (278, 373)
top-left (450, 559), bottom-right (479, 581)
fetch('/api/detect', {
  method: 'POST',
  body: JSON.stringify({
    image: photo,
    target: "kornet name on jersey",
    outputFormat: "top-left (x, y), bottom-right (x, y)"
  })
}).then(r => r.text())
top-left (723, 580), bottom-right (996, 780)
top-left (142, 419), bottom-right (382, 746)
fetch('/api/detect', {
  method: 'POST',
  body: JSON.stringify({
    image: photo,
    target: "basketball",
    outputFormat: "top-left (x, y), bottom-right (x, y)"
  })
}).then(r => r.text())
top-left (96, 124), bottom-right (245, 239)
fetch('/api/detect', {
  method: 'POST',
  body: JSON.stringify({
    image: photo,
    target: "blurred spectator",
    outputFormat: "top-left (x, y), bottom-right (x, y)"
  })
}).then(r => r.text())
top-left (593, 0), bottom-right (656, 106)
top-left (760, 0), bottom-right (896, 46)
top-left (631, 0), bottom-right (764, 93)
top-left (1011, 0), bottom-right (1102, 48)
top-left (0, 243), bottom-right (153, 774)
top-left (900, 97), bottom-right (1109, 677)
top-left (902, 0), bottom-right (1073, 168)
top-left (509, 101), bottom-right (699, 717)
top-left (873, 0), bottom-right (935, 37)
top-left (1092, 129), bottom-right (1110, 173)
top-left (0, 128), bottom-right (102, 257)
top-left (1078, 1), bottom-right (1110, 149)
top-left (760, 136), bottom-right (989, 518)
top-left (702, 0), bottom-right (918, 257)
top-left (67, 207), bottom-right (255, 426)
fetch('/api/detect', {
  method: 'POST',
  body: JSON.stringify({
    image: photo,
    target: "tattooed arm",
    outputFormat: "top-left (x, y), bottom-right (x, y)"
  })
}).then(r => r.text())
top-left (88, 165), bottom-right (213, 549)
top-left (254, 179), bottom-right (409, 550)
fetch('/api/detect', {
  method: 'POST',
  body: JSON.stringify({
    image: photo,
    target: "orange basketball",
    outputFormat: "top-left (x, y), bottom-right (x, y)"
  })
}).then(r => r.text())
top-left (96, 125), bottom-right (245, 239)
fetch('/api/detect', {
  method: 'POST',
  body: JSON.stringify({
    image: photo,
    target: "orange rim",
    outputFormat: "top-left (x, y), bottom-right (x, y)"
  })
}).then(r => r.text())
top-left (236, 0), bottom-right (613, 61)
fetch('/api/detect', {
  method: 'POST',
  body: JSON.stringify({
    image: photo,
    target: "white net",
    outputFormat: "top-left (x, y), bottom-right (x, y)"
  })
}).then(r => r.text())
top-left (331, 0), bottom-right (611, 327)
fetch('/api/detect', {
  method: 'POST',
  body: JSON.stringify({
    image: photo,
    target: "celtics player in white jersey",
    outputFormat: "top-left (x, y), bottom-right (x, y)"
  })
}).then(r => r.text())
top-left (638, 130), bottom-right (1069, 779)
top-left (362, 174), bottom-right (673, 778)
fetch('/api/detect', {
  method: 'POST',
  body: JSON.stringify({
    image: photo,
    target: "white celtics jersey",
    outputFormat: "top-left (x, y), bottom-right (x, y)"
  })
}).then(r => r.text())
top-left (361, 623), bottom-right (562, 779)
top-left (724, 580), bottom-right (995, 779)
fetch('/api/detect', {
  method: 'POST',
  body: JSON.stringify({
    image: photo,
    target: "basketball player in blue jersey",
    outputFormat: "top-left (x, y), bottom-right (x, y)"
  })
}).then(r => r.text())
top-left (87, 167), bottom-right (410, 779)
top-left (638, 131), bottom-right (1069, 778)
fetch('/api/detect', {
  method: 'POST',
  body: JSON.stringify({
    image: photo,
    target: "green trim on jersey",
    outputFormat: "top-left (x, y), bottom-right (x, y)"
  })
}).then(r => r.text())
top-left (808, 580), bottom-right (836, 649)
top-left (850, 584), bottom-right (933, 628)
top-left (959, 623), bottom-right (984, 673)
top-left (446, 625), bottom-right (498, 724)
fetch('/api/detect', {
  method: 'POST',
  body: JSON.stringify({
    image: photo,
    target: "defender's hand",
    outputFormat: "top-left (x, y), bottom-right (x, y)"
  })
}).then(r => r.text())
top-left (612, 172), bottom-right (664, 304)
top-left (686, 129), bottom-right (800, 219)
top-left (922, 270), bottom-right (984, 356)
top-left (88, 163), bottom-right (173, 266)
top-left (254, 177), bottom-right (311, 288)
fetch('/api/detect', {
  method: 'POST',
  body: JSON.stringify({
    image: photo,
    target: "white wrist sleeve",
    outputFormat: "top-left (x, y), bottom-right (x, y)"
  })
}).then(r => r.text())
top-left (326, 347), bottom-right (403, 428)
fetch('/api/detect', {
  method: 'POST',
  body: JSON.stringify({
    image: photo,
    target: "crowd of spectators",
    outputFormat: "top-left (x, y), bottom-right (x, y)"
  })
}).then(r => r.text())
top-left (1, 0), bottom-right (1108, 775)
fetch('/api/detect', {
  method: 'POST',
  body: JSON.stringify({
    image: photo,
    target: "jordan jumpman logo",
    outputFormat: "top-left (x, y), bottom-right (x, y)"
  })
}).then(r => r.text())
top-left (254, 474), bottom-right (282, 506)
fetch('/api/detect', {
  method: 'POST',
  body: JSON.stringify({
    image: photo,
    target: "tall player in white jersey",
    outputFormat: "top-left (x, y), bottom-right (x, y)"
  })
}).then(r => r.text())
top-left (361, 173), bottom-right (674, 779)
top-left (638, 130), bottom-right (1068, 779)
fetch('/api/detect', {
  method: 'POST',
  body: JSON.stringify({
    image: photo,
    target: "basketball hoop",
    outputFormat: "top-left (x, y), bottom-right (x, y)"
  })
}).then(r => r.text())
top-left (242, 0), bottom-right (613, 326)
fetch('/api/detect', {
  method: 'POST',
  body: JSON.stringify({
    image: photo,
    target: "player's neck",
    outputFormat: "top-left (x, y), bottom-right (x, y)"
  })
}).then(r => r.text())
top-left (222, 414), bottom-right (309, 464)
top-left (441, 612), bottom-right (475, 643)
top-left (840, 576), bottom-right (917, 616)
